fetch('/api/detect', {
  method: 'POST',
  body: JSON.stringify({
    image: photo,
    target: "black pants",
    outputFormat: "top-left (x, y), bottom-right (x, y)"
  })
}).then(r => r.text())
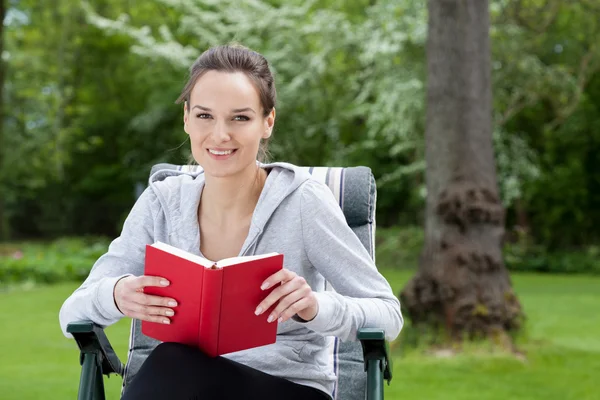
top-left (121, 342), bottom-right (332, 400)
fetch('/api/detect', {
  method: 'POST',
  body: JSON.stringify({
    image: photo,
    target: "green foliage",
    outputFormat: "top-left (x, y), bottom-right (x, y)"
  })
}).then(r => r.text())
top-left (493, 127), bottom-right (540, 207)
top-left (2, 225), bottom-right (598, 288)
top-left (491, 0), bottom-right (600, 247)
top-left (376, 227), bottom-right (600, 275)
top-left (2, 0), bottom-right (600, 249)
top-left (75, 0), bottom-right (600, 244)
top-left (0, 237), bottom-right (110, 286)
top-left (375, 226), bottom-right (424, 270)
top-left (3, 0), bottom-right (190, 238)
top-left (522, 77), bottom-right (600, 247)
top-left (82, 0), bottom-right (429, 226)
top-left (504, 242), bottom-right (600, 275)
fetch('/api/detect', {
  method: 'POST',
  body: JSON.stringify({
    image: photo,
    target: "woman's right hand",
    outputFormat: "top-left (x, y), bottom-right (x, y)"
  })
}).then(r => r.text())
top-left (113, 275), bottom-right (177, 324)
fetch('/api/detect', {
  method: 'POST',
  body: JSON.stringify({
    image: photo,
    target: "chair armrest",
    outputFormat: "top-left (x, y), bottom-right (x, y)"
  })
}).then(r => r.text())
top-left (67, 320), bottom-right (124, 377)
top-left (358, 328), bottom-right (392, 384)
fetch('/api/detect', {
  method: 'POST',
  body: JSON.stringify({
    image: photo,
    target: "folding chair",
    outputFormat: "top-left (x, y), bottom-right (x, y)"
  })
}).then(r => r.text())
top-left (67, 164), bottom-right (392, 400)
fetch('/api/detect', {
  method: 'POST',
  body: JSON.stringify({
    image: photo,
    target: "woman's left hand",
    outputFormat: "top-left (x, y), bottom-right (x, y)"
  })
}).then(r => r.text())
top-left (255, 269), bottom-right (319, 323)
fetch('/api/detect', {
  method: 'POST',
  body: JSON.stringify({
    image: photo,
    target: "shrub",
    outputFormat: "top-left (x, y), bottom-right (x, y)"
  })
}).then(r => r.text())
top-left (504, 243), bottom-right (600, 275)
top-left (0, 237), bottom-right (110, 286)
top-left (375, 226), bottom-right (600, 275)
top-left (2, 227), bottom-right (598, 288)
top-left (376, 226), bottom-right (424, 270)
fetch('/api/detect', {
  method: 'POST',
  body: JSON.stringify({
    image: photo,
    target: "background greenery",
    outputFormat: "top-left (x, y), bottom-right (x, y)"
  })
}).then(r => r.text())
top-left (3, 0), bottom-right (600, 261)
top-left (2, 228), bottom-right (599, 290)
top-left (2, 1), bottom-right (599, 399)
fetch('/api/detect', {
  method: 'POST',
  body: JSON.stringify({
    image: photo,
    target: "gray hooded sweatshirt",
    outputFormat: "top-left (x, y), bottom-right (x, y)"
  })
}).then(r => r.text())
top-left (59, 162), bottom-right (403, 397)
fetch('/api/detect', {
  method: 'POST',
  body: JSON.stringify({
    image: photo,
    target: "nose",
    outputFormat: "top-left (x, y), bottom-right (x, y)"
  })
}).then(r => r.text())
top-left (211, 120), bottom-right (231, 142)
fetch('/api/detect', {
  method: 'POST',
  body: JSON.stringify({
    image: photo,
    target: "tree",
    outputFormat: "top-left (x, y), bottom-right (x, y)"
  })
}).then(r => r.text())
top-left (3, 0), bottom-right (187, 238)
top-left (400, 0), bottom-right (524, 341)
top-left (493, 0), bottom-right (600, 247)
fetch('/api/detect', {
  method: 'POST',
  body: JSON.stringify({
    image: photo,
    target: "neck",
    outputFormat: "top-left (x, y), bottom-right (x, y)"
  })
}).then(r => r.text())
top-left (199, 164), bottom-right (267, 226)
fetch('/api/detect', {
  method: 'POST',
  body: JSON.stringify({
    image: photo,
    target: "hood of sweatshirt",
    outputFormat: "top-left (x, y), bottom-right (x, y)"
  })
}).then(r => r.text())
top-left (146, 162), bottom-right (312, 258)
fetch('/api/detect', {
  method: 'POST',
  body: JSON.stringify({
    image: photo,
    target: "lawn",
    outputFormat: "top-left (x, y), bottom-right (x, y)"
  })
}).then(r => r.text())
top-left (0, 269), bottom-right (598, 400)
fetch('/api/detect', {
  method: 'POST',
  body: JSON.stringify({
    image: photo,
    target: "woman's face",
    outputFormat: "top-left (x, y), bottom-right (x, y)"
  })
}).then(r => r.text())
top-left (184, 70), bottom-right (275, 179)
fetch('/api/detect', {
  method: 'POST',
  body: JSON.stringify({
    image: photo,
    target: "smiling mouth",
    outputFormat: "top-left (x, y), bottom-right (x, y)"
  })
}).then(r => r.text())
top-left (208, 149), bottom-right (237, 155)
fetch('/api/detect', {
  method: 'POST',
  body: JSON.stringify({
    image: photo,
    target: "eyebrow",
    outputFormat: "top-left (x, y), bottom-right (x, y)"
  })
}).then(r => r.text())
top-left (192, 105), bottom-right (256, 114)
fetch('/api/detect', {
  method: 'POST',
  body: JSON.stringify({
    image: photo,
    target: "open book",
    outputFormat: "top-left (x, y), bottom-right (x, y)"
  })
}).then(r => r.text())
top-left (142, 241), bottom-right (283, 356)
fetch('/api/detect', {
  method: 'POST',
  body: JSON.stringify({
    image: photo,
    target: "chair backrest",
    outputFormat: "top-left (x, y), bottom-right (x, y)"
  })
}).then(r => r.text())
top-left (149, 163), bottom-right (377, 400)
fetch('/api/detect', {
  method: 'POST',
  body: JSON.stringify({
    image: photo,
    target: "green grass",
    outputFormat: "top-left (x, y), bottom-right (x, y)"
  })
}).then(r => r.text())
top-left (1, 270), bottom-right (599, 400)
top-left (385, 270), bottom-right (600, 400)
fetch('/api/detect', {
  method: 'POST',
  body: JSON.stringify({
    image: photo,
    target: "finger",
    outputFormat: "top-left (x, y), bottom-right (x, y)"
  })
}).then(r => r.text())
top-left (133, 292), bottom-right (178, 307)
top-left (268, 285), bottom-right (311, 322)
top-left (260, 269), bottom-right (296, 290)
top-left (276, 297), bottom-right (314, 323)
top-left (134, 275), bottom-right (171, 290)
top-left (256, 277), bottom-right (304, 314)
top-left (128, 311), bottom-right (171, 325)
top-left (128, 302), bottom-right (175, 318)
top-left (255, 276), bottom-right (306, 316)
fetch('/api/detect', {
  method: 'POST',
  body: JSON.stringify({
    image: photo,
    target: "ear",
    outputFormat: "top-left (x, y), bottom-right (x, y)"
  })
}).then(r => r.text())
top-left (263, 108), bottom-right (276, 139)
top-left (183, 102), bottom-right (190, 135)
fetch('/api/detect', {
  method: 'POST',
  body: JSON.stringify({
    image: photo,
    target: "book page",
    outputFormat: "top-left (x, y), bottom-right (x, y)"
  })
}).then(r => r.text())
top-left (151, 241), bottom-right (214, 269)
top-left (217, 252), bottom-right (280, 268)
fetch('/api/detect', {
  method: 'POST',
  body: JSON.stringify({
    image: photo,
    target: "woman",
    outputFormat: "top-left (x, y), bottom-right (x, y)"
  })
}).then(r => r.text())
top-left (59, 44), bottom-right (402, 400)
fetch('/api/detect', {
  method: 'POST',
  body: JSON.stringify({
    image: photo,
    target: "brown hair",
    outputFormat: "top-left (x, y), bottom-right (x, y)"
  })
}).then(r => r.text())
top-left (177, 44), bottom-right (276, 163)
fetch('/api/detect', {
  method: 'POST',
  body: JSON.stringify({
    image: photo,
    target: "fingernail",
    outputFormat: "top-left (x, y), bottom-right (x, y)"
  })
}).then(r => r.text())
top-left (168, 301), bottom-right (177, 307)
top-left (261, 282), bottom-right (270, 290)
top-left (163, 319), bottom-right (170, 324)
top-left (267, 314), bottom-right (275, 323)
top-left (278, 317), bottom-right (283, 323)
top-left (255, 307), bottom-right (263, 316)
top-left (160, 280), bottom-right (170, 286)
top-left (165, 310), bottom-right (174, 316)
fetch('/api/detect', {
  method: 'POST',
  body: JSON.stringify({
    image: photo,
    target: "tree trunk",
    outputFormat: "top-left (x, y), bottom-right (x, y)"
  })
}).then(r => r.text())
top-left (0, 0), bottom-right (7, 240)
top-left (400, 0), bottom-right (523, 341)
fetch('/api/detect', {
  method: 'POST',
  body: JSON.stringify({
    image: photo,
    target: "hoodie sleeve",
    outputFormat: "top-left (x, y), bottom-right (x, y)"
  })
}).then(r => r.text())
top-left (297, 180), bottom-right (403, 342)
top-left (58, 187), bottom-right (159, 338)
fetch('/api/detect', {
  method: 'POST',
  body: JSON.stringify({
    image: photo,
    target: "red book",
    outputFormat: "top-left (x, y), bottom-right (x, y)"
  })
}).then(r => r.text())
top-left (142, 242), bottom-right (283, 357)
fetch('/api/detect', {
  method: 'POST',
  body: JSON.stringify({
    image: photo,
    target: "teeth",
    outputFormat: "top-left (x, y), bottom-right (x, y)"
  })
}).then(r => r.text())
top-left (209, 149), bottom-right (233, 155)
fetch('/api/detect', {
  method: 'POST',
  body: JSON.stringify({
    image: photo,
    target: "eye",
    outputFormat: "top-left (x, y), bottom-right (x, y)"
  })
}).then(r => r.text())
top-left (196, 113), bottom-right (211, 119)
top-left (233, 115), bottom-right (250, 121)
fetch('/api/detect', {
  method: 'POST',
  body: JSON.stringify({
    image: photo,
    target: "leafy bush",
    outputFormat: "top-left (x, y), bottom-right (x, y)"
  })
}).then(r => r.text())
top-left (376, 226), bottom-right (424, 270)
top-left (376, 226), bottom-right (600, 275)
top-left (1, 227), bottom-right (598, 288)
top-left (0, 237), bottom-right (110, 286)
top-left (504, 243), bottom-right (600, 275)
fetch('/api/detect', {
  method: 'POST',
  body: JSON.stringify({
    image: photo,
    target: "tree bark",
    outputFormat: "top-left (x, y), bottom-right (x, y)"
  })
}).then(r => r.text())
top-left (0, 0), bottom-right (7, 240)
top-left (400, 0), bottom-right (523, 340)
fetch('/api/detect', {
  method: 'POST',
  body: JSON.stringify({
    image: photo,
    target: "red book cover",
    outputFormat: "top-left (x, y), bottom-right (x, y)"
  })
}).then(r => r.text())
top-left (197, 268), bottom-right (223, 356)
top-left (142, 242), bottom-right (283, 356)
top-left (142, 245), bottom-right (203, 347)
top-left (217, 255), bottom-right (283, 355)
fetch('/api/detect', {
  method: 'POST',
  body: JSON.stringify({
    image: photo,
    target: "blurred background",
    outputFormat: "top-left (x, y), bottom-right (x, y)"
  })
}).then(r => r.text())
top-left (0, 1), bottom-right (599, 399)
